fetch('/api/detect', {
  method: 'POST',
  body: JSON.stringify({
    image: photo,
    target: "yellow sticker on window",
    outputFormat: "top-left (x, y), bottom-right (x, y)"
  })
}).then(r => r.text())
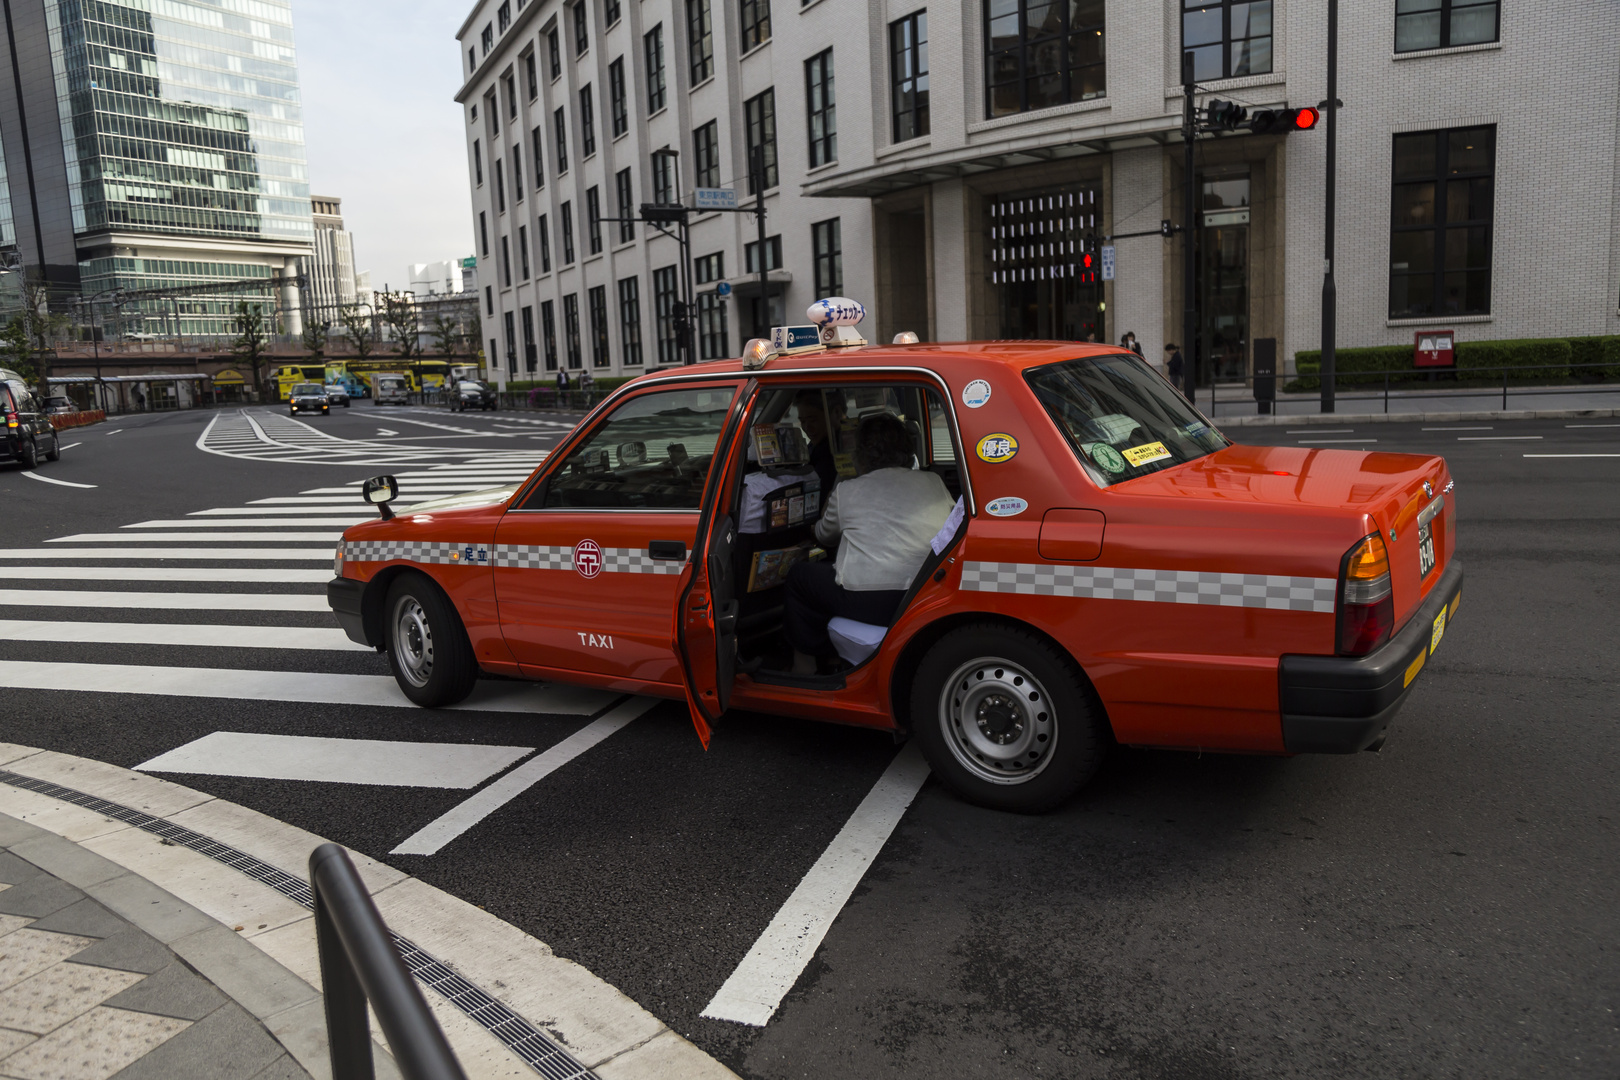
top-left (1122, 441), bottom-right (1171, 467)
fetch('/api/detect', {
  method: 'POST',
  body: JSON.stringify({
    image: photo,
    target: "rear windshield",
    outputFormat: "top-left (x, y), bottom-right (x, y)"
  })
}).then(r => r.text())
top-left (1025, 354), bottom-right (1229, 486)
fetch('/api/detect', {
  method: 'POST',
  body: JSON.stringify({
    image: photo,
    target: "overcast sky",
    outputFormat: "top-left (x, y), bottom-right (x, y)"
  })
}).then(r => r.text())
top-left (289, 0), bottom-right (473, 292)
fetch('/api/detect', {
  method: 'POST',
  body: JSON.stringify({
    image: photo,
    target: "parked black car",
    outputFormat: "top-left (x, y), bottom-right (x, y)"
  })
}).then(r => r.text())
top-left (1, 370), bottom-right (61, 469)
top-left (289, 382), bottom-right (330, 416)
top-left (450, 379), bottom-right (497, 411)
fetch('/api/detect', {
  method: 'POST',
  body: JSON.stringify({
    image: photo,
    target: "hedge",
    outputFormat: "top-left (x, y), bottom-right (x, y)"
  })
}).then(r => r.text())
top-left (1287, 336), bottom-right (1620, 391)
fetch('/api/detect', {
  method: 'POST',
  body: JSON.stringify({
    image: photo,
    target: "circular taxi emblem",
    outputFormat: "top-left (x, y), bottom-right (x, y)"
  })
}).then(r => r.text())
top-left (985, 497), bottom-right (1027, 517)
top-left (573, 539), bottom-right (603, 579)
top-left (962, 379), bottom-right (992, 409)
top-left (976, 433), bottom-right (1019, 463)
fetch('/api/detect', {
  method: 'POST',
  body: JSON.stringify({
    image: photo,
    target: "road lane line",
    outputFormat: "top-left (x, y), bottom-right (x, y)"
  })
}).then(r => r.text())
top-left (701, 742), bottom-right (931, 1026)
top-left (104, 429), bottom-right (121, 435)
top-left (48, 532), bottom-right (344, 543)
top-left (59, 443), bottom-right (80, 450)
top-left (0, 660), bottom-right (619, 713)
top-left (391, 696), bottom-right (660, 856)
top-left (1523, 453), bottom-right (1620, 458)
top-left (1458, 435), bottom-right (1542, 441)
top-left (20, 473), bottom-right (97, 489)
top-left (1285, 428), bottom-right (1353, 434)
top-left (1564, 423), bottom-right (1620, 428)
top-left (0, 566), bottom-right (330, 582)
top-left (0, 619), bottom-right (368, 650)
top-left (0, 590), bottom-right (328, 610)
top-left (122, 519), bottom-right (370, 529)
top-left (1421, 426), bottom-right (1493, 431)
top-left (0, 548), bottom-right (333, 560)
top-left (1295, 439), bottom-right (1378, 444)
top-left (136, 732), bottom-right (534, 788)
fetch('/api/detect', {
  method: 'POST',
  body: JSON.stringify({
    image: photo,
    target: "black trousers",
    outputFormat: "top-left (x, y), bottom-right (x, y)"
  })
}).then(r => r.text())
top-left (784, 560), bottom-right (905, 656)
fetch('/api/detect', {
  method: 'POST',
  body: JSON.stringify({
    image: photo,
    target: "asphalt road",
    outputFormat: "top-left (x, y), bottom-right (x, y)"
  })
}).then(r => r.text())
top-left (0, 404), bottom-right (1614, 1079)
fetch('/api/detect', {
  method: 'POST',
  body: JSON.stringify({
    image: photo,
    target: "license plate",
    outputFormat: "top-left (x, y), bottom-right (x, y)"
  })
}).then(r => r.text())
top-left (1430, 608), bottom-right (1447, 654)
top-left (1417, 518), bottom-right (1436, 579)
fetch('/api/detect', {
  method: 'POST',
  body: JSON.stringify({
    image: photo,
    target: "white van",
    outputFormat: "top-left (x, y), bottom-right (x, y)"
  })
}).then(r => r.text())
top-left (372, 373), bottom-right (409, 405)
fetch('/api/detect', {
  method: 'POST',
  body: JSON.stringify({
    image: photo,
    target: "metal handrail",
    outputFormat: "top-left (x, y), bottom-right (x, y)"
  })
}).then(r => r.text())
top-left (309, 844), bottom-right (469, 1080)
top-left (1207, 359), bottom-right (1620, 415)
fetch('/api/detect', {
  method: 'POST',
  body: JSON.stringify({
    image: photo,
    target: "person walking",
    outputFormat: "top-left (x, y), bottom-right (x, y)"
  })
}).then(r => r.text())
top-left (1121, 331), bottom-right (1144, 358)
top-left (1165, 344), bottom-right (1192, 401)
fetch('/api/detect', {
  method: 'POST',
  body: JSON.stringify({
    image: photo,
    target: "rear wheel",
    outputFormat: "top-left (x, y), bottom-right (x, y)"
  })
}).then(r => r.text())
top-left (43, 432), bottom-right (60, 461)
top-left (911, 624), bottom-right (1107, 813)
top-left (384, 572), bottom-right (479, 707)
top-left (17, 437), bottom-right (37, 469)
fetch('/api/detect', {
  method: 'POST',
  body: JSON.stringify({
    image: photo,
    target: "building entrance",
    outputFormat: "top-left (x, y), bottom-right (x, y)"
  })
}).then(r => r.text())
top-left (989, 186), bottom-right (1103, 341)
top-left (1194, 171), bottom-right (1251, 386)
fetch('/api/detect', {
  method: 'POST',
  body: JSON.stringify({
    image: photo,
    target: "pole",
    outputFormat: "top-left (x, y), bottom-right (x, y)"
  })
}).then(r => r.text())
top-left (752, 145), bottom-right (769, 337)
top-left (1181, 51), bottom-right (1198, 405)
top-left (1321, 0), bottom-right (1338, 413)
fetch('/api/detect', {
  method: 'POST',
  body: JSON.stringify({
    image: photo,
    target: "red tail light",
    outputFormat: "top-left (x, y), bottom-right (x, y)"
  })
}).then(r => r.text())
top-left (4, 412), bottom-right (17, 428)
top-left (1338, 533), bottom-right (1394, 655)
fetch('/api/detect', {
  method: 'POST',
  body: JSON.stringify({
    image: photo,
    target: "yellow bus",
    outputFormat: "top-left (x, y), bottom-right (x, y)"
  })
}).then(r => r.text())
top-left (273, 364), bottom-right (327, 401)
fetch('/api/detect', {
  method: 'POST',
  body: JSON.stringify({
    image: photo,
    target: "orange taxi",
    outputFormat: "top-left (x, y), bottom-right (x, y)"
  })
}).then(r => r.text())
top-left (328, 306), bottom-right (1461, 811)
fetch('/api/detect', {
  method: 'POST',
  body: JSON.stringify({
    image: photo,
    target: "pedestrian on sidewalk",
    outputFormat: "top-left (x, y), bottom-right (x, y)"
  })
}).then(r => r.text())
top-left (1165, 344), bottom-right (1191, 402)
top-left (1121, 332), bottom-right (1144, 358)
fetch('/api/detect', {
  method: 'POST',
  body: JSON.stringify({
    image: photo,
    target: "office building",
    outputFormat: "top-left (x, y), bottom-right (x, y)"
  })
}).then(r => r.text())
top-left (455, 0), bottom-right (1619, 387)
top-left (309, 195), bottom-right (358, 322)
top-left (409, 258), bottom-right (477, 297)
top-left (0, 0), bottom-right (313, 336)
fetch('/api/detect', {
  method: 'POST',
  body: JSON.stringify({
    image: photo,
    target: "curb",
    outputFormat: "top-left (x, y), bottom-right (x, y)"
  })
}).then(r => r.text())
top-left (0, 742), bottom-right (738, 1080)
top-left (1214, 407), bottom-right (1620, 428)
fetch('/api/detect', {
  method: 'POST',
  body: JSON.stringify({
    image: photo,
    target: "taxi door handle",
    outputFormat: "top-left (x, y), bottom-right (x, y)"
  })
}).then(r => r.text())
top-left (649, 540), bottom-right (686, 561)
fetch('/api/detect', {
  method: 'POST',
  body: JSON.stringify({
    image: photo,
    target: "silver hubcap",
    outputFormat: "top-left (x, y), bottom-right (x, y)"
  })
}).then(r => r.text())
top-left (939, 657), bottom-right (1056, 785)
top-left (392, 595), bottom-right (434, 687)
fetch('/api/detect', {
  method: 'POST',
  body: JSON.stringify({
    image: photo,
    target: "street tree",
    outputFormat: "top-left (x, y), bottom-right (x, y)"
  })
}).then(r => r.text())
top-left (430, 314), bottom-right (461, 361)
top-left (3, 276), bottom-right (71, 396)
top-left (338, 303), bottom-right (375, 360)
top-left (382, 292), bottom-right (420, 362)
top-left (0, 316), bottom-right (35, 383)
top-left (231, 300), bottom-right (271, 399)
top-left (302, 316), bottom-right (331, 360)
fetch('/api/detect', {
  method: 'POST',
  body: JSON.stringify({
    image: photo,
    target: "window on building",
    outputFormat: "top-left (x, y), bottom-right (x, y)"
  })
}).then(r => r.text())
top-left (521, 305), bottom-right (537, 371)
top-left (474, 139), bottom-right (483, 185)
top-left (573, 0), bottom-right (589, 53)
top-left (494, 159), bottom-right (506, 212)
top-left (488, 89), bottom-right (500, 135)
top-left (609, 58), bottom-right (628, 137)
top-left (805, 48), bottom-right (836, 168)
top-left (589, 286), bottom-right (611, 367)
top-left (652, 150), bottom-right (675, 204)
top-left (694, 251), bottom-right (724, 284)
top-left (697, 292), bottom-right (729, 359)
top-left (560, 202), bottom-right (576, 263)
top-left (481, 23), bottom-right (493, 54)
top-left (504, 72), bottom-right (517, 118)
top-left (519, 224), bottom-right (531, 278)
top-left (498, 1), bottom-right (511, 32)
top-left (745, 235), bottom-right (782, 273)
top-left (693, 120), bottom-right (720, 189)
top-left (538, 214), bottom-right (552, 272)
top-left (542, 299), bottom-right (559, 369)
top-left (606, 0), bottom-right (621, 25)
top-left (486, 285), bottom-right (494, 316)
top-left (532, 126), bottom-right (545, 188)
top-left (740, 0), bottom-right (771, 50)
top-left (812, 218), bottom-right (842, 296)
top-left (512, 144), bottom-right (523, 200)
top-left (618, 277), bottom-right (643, 365)
top-left (504, 310), bottom-right (517, 373)
top-left (744, 89), bottom-right (777, 192)
top-left (548, 27), bottom-right (561, 78)
top-left (525, 52), bottom-right (538, 98)
top-left (580, 85), bottom-right (596, 156)
top-left (501, 235), bottom-right (512, 286)
top-left (986, 0), bottom-right (1105, 117)
top-left (586, 186), bottom-right (603, 254)
top-left (554, 107), bottom-right (569, 172)
top-left (616, 168), bottom-right (635, 242)
top-left (891, 12), bottom-right (930, 140)
top-left (1182, 0), bottom-right (1270, 82)
top-left (653, 266), bottom-right (680, 362)
top-left (1389, 125), bottom-right (1495, 318)
top-left (563, 293), bottom-right (583, 367)
top-left (1394, 0), bottom-right (1498, 52)
top-left (469, 46), bottom-right (477, 73)
top-left (687, 0), bottom-right (714, 83)
top-left (479, 211), bottom-right (489, 255)
top-left (645, 25), bottom-right (667, 111)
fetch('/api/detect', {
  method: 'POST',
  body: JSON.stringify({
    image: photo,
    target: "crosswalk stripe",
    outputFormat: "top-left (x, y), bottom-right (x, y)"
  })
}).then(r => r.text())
top-left (123, 519), bottom-right (372, 529)
top-left (0, 619), bottom-right (367, 651)
top-left (0, 590), bottom-right (329, 611)
top-left (190, 508), bottom-right (377, 516)
top-left (0, 548), bottom-right (333, 561)
top-left (0, 567), bottom-right (331, 582)
top-left (135, 732), bottom-right (535, 788)
top-left (0, 659), bottom-right (618, 713)
top-left (49, 532), bottom-right (345, 543)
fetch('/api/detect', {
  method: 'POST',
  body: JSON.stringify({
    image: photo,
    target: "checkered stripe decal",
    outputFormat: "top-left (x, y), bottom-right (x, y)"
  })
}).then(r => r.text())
top-left (346, 541), bottom-right (683, 574)
top-left (961, 563), bottom-right (1336, 612)
top-left (493, 545), bottom-right (573, 570)
top-left (343, 541), bottom-right (485, 565)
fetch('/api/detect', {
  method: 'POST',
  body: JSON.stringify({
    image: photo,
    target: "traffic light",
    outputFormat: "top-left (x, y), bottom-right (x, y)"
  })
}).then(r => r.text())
top-left (640, 202), bottom-right (688, 224)
top-left (1205, 98), bottom-right (1248, 130)
top-left (1249, 106), bottom-right (1320, 134)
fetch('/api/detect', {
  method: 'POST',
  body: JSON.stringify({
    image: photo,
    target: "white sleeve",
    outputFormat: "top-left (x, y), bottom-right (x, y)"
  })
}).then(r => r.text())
top-left (814, 487), bottom-right (843, 545)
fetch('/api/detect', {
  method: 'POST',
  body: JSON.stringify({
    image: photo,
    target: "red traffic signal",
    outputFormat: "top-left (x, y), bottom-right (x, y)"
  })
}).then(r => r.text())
top-left (1249, 106), bottom-right (1320, 135)
top-left (1292, 106), bottom-right (1320, 130)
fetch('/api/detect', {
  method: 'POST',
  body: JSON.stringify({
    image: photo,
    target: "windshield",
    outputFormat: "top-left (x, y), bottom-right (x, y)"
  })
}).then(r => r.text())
top-left (292, 383), bottom-right (323, 395)
top-left (1025, 353), bottom-right (1228, 486)
top-left (459, 381), bottom-right (485, 391)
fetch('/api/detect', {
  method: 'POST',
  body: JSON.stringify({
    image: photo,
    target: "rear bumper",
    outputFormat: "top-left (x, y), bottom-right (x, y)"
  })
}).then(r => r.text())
top-left (1278, 559), bottom-right (1463, 754)
top-left (327, 576), bottom-right (372, 647)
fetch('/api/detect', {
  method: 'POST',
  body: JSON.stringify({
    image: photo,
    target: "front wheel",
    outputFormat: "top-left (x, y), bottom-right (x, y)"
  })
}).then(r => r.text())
top-left (384, 572), bottom-right (479, 707)
top-left (910, 624), bottom-right (1107, 813)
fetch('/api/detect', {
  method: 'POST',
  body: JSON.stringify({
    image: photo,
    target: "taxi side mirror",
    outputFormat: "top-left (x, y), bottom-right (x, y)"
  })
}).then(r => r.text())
top-left (362, 475), bottom-right (399, 520)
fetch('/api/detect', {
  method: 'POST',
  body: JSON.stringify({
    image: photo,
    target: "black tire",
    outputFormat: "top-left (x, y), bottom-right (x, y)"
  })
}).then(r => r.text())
top-left (910, 624), bottom-right (1107, 813)
top-left (383, 572), bottom-right (479, 707)
top-left (43, 432), bottom-right (60, 461)
top-left (17, 437), bottom-right (37, 469)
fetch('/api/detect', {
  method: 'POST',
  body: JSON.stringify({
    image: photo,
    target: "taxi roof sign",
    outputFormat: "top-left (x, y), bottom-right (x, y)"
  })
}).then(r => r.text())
top-left (769, 325), bottom-right (823, 355)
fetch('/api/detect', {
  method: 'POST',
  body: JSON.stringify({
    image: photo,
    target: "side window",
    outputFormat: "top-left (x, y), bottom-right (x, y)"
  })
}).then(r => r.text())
top-left (536, 386), bottom-right (738, 509)
top-left (6, 382), bottom-right (31, 413)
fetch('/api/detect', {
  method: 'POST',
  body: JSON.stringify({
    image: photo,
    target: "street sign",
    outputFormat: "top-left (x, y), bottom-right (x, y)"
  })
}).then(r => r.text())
top-left (1414, 330), bottom-right (1455, 368)
top-left (716, 281), bottom-right (732, 298)
top-left (694, 187), bottom-right (737, 211)
top-left (460, 256), bottom-right (477, 269)
top-left (1100, 245), bottom-right (1115, 281)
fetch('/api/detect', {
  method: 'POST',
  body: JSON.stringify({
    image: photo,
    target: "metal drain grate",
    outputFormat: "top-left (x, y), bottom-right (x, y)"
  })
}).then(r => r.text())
top-left (0, 769), bottom-right (597, 1080)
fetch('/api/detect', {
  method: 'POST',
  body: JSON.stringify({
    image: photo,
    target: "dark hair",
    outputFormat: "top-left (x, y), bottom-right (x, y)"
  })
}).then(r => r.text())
top-left (854, 413), bottom-right (914, 473)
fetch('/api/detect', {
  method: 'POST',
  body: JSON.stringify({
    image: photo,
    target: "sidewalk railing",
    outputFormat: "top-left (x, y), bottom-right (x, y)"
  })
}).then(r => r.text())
top-left (309, 844), bottom-right (468, 1080)
top-left (1206, 360), bottom-right (1620, 416)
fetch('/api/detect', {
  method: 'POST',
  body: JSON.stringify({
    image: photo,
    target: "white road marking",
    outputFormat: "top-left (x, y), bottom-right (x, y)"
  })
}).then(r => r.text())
top-left (0, 566), bottom-right (331, 582)
top-left (136, 732), bottom-right (534, 789)
top-left (190, 507), bottom-right (376, 516)
top-left (377, 428), bottom-right (398, 435)
top-left (1458, 435), bottom-right (1542, 441)
top-left (392, 696), bottom-right (660, 856)
top-left (1285, 428), bottom-right (1353, 434)
top-left (48, 532), bottom-right (344, 543)
top-left (701, 743), bottom-right (931, 1027)
top-left (0, 548), bottom-right (332, 560)
top-left (123, 518), bottom-right (370, 529)
top-left (1421, 426), bottom-right (1493, 431)
top-left (59, 443), bottom-right (80, 450)
top-left (0, 619), bottom-right (366, 651)
top-left (104, 429), bottom-right (122, 435)
top-left (1523, 453), bottom-right (1620, 458)
top-left (0, 590), bottom-right (327, 611)
top-left (1564, 423), bottom-right (1620, 428)
top-left (20, 473), bottom-right (97, 489)
top-left (0, 660), bottom-right (619, 713)
top-left (1295, 439), bottom-right (1378, 445)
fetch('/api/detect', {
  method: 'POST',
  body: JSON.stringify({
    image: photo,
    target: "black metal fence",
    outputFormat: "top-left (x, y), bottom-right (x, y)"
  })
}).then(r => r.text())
top-left (1206, 360), bottom-right (1620, 416)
